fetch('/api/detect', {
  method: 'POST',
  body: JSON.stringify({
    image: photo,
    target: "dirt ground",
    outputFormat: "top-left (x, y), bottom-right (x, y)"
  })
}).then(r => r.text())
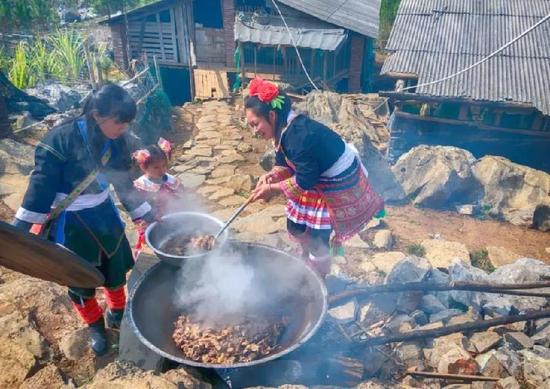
top-left (385, 204), bottom-right (550, 262)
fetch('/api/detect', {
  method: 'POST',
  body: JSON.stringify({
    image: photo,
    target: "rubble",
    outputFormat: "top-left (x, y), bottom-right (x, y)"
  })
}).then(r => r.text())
top-left (503, 332), bottom-right (534, 351)
top-left (26, 82), bottom-right (84, 112)
top-left (429, 334), bottom-right (478, 374)
top-left (373, 229), bottom-right (394, 249)
top-left (518, 350), bottom-right (550, 387)
top-left (421, 239), bottom-right (471, 268)
top-left (469, 331), bottom-right (502, 354)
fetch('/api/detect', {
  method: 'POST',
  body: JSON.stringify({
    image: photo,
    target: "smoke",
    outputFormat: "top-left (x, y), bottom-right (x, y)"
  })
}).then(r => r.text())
top-left (173, 244), bottom-right (315, 328)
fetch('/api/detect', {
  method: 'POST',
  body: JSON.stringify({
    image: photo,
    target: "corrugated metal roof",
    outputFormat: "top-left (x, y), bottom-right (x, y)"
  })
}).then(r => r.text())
top-left (382, 0), bottom-right (550, 115)
top-left (234, 12), bottom-right (347, 51)
top-left (276, 0), bottom-right (381, 39)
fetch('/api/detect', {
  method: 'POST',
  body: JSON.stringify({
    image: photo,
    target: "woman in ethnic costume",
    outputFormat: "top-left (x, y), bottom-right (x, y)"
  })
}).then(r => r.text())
top-left (12, 84), bottom-right (155, 355)
top-left (246, 78), bottom-right (384, 277)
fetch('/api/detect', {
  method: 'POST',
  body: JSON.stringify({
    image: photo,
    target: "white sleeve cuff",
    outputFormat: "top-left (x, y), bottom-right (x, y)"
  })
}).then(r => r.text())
top-left (15, 207), bottom-right (48, 224)
top-left (129, 202), bottom-right (152, 220)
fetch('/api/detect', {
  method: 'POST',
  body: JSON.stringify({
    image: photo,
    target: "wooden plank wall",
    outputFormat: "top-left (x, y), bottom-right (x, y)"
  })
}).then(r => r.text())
top-left (193, 69), bottom-right (230, 99)
top-left (127, 8), bottom-right (180, 65)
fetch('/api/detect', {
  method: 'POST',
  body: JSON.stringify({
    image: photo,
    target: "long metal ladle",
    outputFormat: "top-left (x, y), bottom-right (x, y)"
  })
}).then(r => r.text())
top-left (213, 196), bottom-right (254, 240)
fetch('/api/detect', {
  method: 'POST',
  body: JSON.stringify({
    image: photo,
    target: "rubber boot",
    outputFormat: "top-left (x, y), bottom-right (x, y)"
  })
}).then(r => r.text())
top-left (88, 317), bottom-right (108, 356)
top-left (106, 309), bottom-right (124, 329)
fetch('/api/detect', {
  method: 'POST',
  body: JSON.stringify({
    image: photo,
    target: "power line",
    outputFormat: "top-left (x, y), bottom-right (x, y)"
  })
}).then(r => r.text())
top-left (399, 12), bottom-right (550, 92)
top-left (269, 0), bottom-right (320, 91)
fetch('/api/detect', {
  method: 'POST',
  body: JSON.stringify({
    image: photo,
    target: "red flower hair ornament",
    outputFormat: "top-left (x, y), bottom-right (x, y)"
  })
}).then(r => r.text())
top-left (248, 78), bottom-right (285, 110)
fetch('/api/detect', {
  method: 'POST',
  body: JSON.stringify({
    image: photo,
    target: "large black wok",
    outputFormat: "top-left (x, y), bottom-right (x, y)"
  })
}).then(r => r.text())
top-left (127, 242), bottom-right (327, 369)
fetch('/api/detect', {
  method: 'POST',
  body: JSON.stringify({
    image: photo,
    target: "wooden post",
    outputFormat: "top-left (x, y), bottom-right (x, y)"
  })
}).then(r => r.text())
top-left (95, 52), bottom-right (104, 84)
top-left (83, 42), bottom-right (97, 89)
top-left (239, 41), bottom-right (245, 83)
top-left (254, 45), bottom-right (257, 76)
top-left (273, 46), bottom-right (276, 81)
top-left (181, 0), bottom-right (195, 100)
top-left (323, 50), bottom-right (328, 83)
top-left (153, 55), bottom-right (162, 88)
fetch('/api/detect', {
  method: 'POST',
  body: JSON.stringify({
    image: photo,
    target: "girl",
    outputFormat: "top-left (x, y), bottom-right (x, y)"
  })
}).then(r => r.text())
top-left (246, 78), bottom-right (384, 277)
top-left (132, 138), bottom-right (183, 216)
top-left (132, 138), bottom-right (184, 254)
top-left (12, 83), bottom-right (155, 356)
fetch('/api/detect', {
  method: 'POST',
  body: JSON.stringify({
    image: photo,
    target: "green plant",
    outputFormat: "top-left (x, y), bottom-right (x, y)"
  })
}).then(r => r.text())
top-left (407, 243), bottom-right (426, 257)
top-left (50, 29), bottom-right (85, 81)
top-left (8, 42), bottom-right (35, 89)
top-left (470, 249), bottom-right (495, 273)
top-left (29, 38), bottom-right (63, 83)
top-left (0, 47), bottom-right (10, 73)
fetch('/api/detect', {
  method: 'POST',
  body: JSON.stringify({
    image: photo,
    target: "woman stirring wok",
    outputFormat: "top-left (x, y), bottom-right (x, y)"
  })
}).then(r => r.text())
top-left (246, 78), bottom-right (384, 278)
top-left (12, 84), bottom-right (156, 355)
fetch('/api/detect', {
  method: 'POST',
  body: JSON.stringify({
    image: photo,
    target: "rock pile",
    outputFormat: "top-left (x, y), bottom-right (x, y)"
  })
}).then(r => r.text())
top-left (326, 254), bottom-right (550, 388)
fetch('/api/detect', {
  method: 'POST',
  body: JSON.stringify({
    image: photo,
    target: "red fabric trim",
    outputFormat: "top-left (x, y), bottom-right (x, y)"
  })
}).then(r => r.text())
top-left (104, 286), bottom-right (126, 310)
top-left (72, 298), bottom-right (103, 324)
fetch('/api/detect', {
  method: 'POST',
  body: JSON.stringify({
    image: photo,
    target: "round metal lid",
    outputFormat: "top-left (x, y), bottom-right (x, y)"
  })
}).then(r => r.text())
top-left (0, 221), bottom-right (105, 288)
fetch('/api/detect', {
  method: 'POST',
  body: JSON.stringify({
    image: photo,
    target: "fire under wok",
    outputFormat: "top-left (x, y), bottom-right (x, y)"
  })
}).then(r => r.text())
top-left (127, 242), bottom-right (327, 369)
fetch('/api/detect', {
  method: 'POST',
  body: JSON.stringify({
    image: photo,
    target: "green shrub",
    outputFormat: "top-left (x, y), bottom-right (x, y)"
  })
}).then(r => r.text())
top-left (407, 243), bottom-right (426, 257)
top-left (49, 29), bottom-right (85, 81)
top-left (470, 249), bottom-right (495, 273)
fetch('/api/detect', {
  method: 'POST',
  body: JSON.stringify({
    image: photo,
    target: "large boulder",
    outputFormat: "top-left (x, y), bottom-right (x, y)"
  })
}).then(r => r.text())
top-left (533, 204), bottom-right (550, 232)
top-left (472, 156), bottom-right (550, 228)
top-left (391, 145), bottom-right (481, 208)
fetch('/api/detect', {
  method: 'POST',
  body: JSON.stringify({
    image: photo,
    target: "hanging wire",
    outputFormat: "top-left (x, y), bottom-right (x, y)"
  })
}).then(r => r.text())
top-left (269, 0), bottom-right (320, 91)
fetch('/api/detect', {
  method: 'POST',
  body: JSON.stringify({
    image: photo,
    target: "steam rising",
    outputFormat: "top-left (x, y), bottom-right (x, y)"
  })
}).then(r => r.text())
top-left (173, 245), bottom-right (313, 328)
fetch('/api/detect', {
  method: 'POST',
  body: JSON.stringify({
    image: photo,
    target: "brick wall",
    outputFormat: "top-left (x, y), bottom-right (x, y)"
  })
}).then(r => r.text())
top-left (348, 34), bottom-right (365, 92)
top-left (222, 0), bottom-right (235, 67)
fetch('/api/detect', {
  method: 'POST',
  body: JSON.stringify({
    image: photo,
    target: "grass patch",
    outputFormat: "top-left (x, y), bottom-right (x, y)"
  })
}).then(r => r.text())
top-left (470, 249), bottom-right (495, 273)
top-left (407, 243), bottom-right (426, 257)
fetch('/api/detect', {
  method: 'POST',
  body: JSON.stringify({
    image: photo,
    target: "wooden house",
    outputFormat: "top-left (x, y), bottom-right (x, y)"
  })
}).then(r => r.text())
top-left (102, 0), bottom-right (380, 104)
top-left (381, 0), bottom-right (550, 172)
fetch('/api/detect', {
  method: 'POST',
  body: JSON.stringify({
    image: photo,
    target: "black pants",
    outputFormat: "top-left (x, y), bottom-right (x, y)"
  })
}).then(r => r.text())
top-left (287, 219), bottom-right (331, 257)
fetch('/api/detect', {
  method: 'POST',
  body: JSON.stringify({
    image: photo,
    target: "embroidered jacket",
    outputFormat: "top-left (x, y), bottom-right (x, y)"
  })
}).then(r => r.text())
top-left (16, 118), bottom-right (151, 224)
top-left (275, 115), bottom-right (346, 190)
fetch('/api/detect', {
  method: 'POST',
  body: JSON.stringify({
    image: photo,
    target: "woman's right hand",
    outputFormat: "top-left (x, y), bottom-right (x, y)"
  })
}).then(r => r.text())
top-left (257, 172), bottom-right (274, 188)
